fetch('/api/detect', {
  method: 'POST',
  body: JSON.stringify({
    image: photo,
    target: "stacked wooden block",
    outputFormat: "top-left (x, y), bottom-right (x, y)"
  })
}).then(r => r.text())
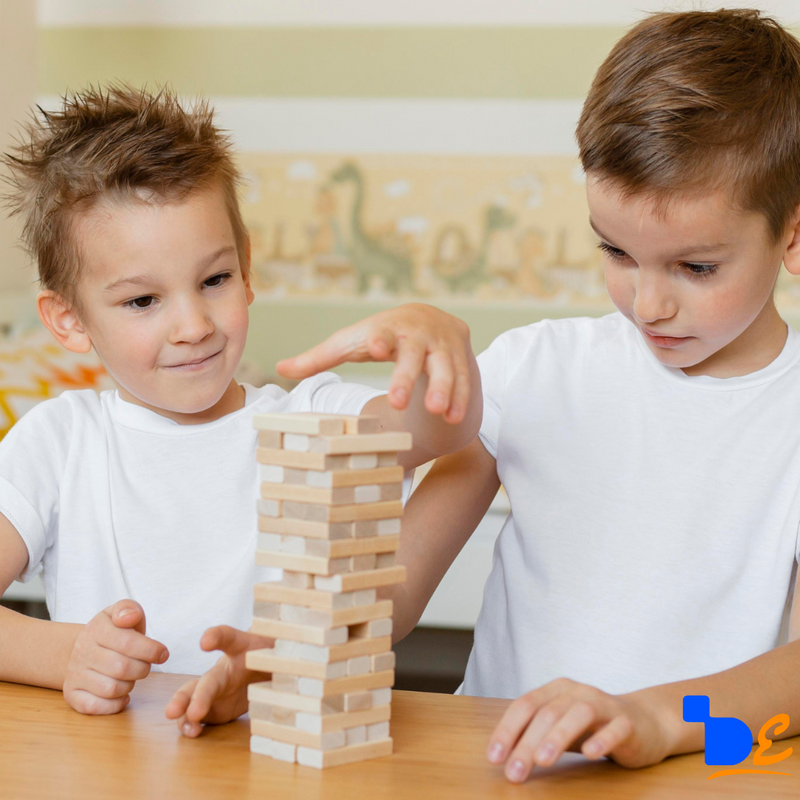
top-left (246, 412), bottom-right (410, 768)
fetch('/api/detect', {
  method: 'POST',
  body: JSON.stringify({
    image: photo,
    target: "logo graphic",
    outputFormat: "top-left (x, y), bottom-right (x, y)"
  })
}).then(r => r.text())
top-left (683, 695), bottom-right (793, 779)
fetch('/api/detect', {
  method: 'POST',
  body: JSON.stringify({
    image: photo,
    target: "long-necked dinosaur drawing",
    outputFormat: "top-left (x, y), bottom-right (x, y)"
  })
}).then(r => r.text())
top-left (330, 162), bottom-right (414, 294)
top-left (431, 204), bottom-right (517, 292)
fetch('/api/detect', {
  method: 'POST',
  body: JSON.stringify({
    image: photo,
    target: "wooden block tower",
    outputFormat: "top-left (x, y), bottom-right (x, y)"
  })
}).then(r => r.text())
top-left (245, 412), bottom-right (410, 768)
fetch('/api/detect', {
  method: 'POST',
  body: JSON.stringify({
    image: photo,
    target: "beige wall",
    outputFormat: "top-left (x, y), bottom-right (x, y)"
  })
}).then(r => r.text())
top-left (0, 0), bottom-right (36, 296)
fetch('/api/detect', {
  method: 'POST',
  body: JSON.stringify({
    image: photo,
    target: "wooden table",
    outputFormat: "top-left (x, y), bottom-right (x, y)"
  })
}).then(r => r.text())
top-left (2, 673), bottom-right (799, 798)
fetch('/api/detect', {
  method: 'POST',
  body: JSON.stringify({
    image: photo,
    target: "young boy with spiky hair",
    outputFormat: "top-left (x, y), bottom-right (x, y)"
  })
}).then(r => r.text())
top-left (0, 84), bottom-right (481, 715)
top-left (173, 7), bottom-right (800, 777)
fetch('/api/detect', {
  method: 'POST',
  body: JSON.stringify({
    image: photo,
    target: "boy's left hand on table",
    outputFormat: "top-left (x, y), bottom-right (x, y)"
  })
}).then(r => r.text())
top-left (487, 677), bottom-right (677, 782)
top-left (276, 303), bottom-right (473, 424)
top-left (165, 626), bottom-right (273, 737)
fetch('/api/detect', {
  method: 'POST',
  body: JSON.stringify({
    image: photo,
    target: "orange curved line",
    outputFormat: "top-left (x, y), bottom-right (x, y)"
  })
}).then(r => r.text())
top-left (708, 769), bottom-right (791, 779)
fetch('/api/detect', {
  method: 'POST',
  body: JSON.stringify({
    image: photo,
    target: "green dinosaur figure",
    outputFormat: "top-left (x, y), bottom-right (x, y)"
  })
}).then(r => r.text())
top-left (330, 162), bottom-right (414, 294)
top-left (432, 204), bottom-right (517, 292)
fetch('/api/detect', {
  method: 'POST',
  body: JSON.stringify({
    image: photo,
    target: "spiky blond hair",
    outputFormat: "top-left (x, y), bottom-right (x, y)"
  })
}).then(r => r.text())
top-left (1, 81), bottom-right (249, 312)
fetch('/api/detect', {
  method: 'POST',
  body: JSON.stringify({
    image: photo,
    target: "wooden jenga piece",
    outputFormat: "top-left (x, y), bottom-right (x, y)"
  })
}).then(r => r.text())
top-left (248, 412), bottom-right (405, 769)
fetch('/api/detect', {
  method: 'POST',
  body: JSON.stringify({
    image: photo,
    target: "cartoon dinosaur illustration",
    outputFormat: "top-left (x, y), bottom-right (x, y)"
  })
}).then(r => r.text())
top-left (431, 204), bottom-right (517, 292)
top-left (330, 162), bottom-right (414, 294)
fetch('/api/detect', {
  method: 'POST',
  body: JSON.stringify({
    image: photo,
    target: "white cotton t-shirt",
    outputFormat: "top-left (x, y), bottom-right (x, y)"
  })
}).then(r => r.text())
top-left (0, 374), bottom-right (382, 675)
top-left (462, 312), bottom-right (800, 699)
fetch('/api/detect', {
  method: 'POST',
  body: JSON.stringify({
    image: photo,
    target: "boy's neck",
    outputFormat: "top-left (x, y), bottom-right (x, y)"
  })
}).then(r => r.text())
top-left (682, 300), bottom-right (788, 378)
top-left (115, 379), bottom-right (247, 425)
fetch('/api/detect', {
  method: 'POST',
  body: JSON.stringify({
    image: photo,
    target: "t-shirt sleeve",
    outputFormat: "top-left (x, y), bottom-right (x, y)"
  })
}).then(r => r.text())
top-left (476, 333), bottom-right (509, 459)
top-left (0, 398), bottom-right (70, 583)
top-left (283, 372), bottom-right (385, 416)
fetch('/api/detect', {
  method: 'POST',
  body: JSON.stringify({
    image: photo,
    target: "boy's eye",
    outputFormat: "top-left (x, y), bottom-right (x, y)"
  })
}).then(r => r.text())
top-left (122, 295), bottom-right (155, 310)
top-left (204, 272), bottom-right (233, 287)
top-left (683, 262), bottom-right (719, 278)
top-left (597, 241), bottom-right (628, 261)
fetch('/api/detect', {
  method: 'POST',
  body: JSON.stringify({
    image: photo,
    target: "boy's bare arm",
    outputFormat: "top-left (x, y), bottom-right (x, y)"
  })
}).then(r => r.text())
top-left (276, 304), bottom-right (483, 469)
top-left (385, 438), bottom-right (500, 640)
top-left (0, 511), bottom-right (82, 689)
top-left (486, 563), bottom-right (800, 781)
top-left (0, 511), bottom-right (168, 713)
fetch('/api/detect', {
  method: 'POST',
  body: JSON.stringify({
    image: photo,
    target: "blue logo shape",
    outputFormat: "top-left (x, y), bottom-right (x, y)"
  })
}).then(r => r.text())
top-left (683, 695), bottom-right (753, 766)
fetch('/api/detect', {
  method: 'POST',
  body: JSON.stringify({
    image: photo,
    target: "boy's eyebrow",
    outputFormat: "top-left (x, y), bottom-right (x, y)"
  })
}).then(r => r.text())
top-left (103, 245), bottom-right (237, 292)
top-left (588, 217), bottom-right (729, 257)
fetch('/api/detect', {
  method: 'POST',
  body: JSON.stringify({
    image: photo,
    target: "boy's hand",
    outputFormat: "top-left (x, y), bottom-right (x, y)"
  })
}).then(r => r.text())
top-left (63, 599), bottom-right (169, 715)
top-left (165, 625), bottom-right (273, 737)
top-left (276, 303), bottom-right (473, 424)
top-left (487, 678), bottom-right (679, 782)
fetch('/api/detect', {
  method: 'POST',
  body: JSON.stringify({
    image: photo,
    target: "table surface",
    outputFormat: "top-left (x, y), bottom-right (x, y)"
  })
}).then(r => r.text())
top-left (2, 673), bottom-right (799, 799)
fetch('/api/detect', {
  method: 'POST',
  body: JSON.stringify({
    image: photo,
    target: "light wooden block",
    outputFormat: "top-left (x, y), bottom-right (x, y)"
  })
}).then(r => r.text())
top-left (257, 448), bottom-right (350, 471)
top-left (352, 589), bottom-right (377, 605)
top-left (254, 582), bottom-right (355, 610)
top-left (246, 650), bottom-right (347, 680)
top-left (306, 465), bottom-right (404, 488)
top-left (251, 719), bottom-right (346, 750)
top-left (270, 635), bottom-right (393, 665)
top-left (343, 691), bottom-right (373, 712)
top-left (271, 673), bottom-right (299, 693)
top-left (283, 500), bottom-right (403, 524)
top-left (259, 516), bottom-right (353, 540)
top-left (295, 704), bottom-right (391, 734)
top-left (309, 432), bottom-right (412, 454)
top-left (343, 416), bottom-right (381, 434)
top-left (259, 464), bottom-right (285, 483)
top-left (248, 681), bottom-right (345, 714)
top-left (353, 485), bottom-right (380, 503)
top-left (277, 600), bottom-right (393, 630)
top-left (255, 550), bottom-right (353, 576)
top-left (283, 433), bottom-right (311, 452)
top-left (370, 651), bottom-right (396, 672)
top-left (250, 735), bottom-right (297, 763)
top-left (296, 738), bottom-right (393, 769)
top-left (371, 688), bottom-right (392, 706)
top-left (296, 670), bottom-right (395, 698)
top-left (253, 413), bottom-right (347, 436)
top-left (345, 726), bottom-right (367, 746)
top-left (349, 454), bottom-right (378, 469)
top-left (304, 535), bottom-right (399, 559)
top-left (376, 552), bottom-right (397, 568)
top-left (249, 618), bottom-right (349, 645)
top-left (261, 483), bottom-right (357, 506)
top-left (313, 565), bottom-right (407, 592)
top-left (252, 600), bottom-right (280, 619)
top-left (272, 707), bottom-right (297, 726)
top-left (350, 618), bottom-right (393, 639)
top-left (367, 721), bottom-right (391, 741)
top-left (377, 518), bottom-right (402, 535)
top-left (379, 483), bottom-right (403, 501)
top-left (377, 453), bottom-right (398, 466)
top-left (281, 571), bottom-right (314, 588)
top-left (351, 554), bottom-right (377, 571)
top-left (257, 430), bottom-right (282, 449)
top-left (256, 498), bottom-right (281, 517)
top-left (257, 533), bottom-right (307, 555)
top-left (249, 701), bottom-right (277, 722)
top-left (347, 656), bottom-right (370, 676)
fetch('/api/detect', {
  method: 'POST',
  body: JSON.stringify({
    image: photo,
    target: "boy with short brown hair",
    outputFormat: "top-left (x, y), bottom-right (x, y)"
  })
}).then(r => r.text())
top-left (0, 83), bottom-right (481, 715)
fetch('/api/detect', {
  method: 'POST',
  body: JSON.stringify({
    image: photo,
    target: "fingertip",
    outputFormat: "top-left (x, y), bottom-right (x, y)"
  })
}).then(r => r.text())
top-left (487, 742), bottom-right (506, 764)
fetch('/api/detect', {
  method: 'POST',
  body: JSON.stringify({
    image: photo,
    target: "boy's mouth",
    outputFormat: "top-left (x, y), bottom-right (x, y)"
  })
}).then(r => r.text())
top-left (641, 328), bottom-right (694, 348)
top-left (164, 350), bottom-right (222, 371)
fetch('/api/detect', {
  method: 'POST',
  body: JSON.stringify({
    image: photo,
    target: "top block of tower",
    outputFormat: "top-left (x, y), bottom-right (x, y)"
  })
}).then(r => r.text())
top-left (254, 413), bottom-right (382, 436)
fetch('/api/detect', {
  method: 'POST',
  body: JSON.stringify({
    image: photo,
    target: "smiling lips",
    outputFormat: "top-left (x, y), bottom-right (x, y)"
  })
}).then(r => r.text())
top-left (642, 328), bottom-right (694, 348)
top-left (164, 350), bottom-right (221, 370)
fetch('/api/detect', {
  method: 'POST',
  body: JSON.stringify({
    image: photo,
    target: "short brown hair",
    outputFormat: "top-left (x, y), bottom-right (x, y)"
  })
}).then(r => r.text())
top-left (576, 8), bottom-right (800, 244)
top-left (1, 82), bottom-right (249, 312)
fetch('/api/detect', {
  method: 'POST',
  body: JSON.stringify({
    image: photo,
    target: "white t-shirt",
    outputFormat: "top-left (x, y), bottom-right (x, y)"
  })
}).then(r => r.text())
top-left (463, 312), bottom-right (800, 699)
top-left (0, 374), bottom-right (382, 675)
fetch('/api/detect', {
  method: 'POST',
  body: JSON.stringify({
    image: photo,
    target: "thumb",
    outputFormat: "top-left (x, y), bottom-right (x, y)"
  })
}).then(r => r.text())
top-left (200, 625), bottom-right (272, 657)
top-left (107, 599), bottom-right (146, 635)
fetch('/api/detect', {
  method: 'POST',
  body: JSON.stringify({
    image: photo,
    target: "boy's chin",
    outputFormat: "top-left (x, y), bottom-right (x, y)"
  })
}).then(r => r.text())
top-left (115, 377), bottom-right (237, 417)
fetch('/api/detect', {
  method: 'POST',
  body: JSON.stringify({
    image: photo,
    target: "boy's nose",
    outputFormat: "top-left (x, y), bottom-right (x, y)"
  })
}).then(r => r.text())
top-left (169, 302), bottom-right (215, 344)
top-left (632, 270), bottom-right (678, 324)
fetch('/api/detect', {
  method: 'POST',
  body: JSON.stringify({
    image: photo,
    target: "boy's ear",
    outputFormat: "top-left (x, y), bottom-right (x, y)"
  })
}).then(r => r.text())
top-left (36, 290), bottom-right (93, 354)
top-left (783, 204), bottom-right (800, 276)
